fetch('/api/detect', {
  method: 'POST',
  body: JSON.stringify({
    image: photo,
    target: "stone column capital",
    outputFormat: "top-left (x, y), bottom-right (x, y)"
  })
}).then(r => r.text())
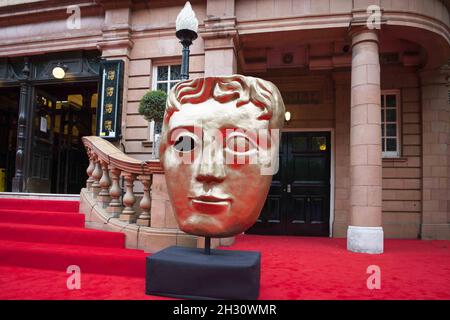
top-left (200, 18), bottom-right (238, 50)
top-left (350, 27), bottom-right (379, 48)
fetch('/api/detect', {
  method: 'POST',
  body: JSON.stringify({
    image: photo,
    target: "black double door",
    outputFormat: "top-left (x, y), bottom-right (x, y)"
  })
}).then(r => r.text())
top-left (247, 132), bottom-right (331, 237)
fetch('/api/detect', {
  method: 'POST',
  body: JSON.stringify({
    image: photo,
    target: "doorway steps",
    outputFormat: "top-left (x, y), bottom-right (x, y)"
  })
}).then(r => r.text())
top-left (0, 198), bottom-right (147, 277)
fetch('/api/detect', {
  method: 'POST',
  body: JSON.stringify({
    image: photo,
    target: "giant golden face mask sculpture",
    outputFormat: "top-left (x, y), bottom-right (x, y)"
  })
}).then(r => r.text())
top-left (160, 75), bottom-right (285, 238)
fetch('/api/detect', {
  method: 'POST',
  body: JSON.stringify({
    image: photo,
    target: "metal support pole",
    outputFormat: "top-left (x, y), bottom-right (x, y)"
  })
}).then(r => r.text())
top-left (204, 236), bottom-right (211, 255)
top-left (180, 41), bottom-right (191, 81)
top-left (12, 58), bottom-right (31, 192)
top-left (176, 29), bottom-right (197, 81)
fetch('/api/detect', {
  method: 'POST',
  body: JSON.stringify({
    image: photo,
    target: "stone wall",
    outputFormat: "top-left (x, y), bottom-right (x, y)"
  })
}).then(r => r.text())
top-left (235, 0), bottom-right (449, 27)
top-left (333, 73), bottom-right (351, 237)
top-left (421, 69), bottom-right (450, 240)
top-left (381, 66), bottom-right (423, 239)
top-left (123, 3), bottom-right (207, 163)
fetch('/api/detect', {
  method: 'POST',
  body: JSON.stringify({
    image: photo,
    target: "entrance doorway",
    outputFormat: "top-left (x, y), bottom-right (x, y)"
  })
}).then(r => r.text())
top-left (0, 87), bottom-right (19, 192)
top-left (27, 82), bottom-right (98, 194)
top-left (247, 131), bottom-right (331, 237)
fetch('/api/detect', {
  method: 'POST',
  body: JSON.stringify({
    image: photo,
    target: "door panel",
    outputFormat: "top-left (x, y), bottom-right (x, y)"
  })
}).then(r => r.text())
top-left (248, 134), bottom-right (286, 235)
top-left (248, 131), bottom-right (331, 237)
top-left (250, 141), bottom-right (286, 235)
top-left (289, 196), bottom-right (307, 223)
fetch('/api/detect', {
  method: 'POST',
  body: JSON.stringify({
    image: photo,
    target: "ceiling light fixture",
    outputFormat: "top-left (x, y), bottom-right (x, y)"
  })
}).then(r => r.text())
top-left (52, 63), bottom-right (67, 79)
top-left (285, 111), bottom-right (291, 123)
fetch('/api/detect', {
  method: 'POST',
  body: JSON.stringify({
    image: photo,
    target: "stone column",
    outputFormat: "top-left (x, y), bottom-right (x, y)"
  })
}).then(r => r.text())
top-left (97, 1), bottom-right (133, 143)
top-left (347, 29), bottom-right (384, 254)
top-left (421, 68), bottom-right (450, 240)
top-left (201, 0), bottom-right (238, 76)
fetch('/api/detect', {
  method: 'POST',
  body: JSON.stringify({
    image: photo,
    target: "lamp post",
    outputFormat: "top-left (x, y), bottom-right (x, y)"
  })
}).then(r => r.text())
top-left (176, 1), bottom-right (198, 81)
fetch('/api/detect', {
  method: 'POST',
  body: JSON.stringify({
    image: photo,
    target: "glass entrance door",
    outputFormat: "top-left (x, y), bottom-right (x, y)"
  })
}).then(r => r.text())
top-left (28, 83), bottom-right (97, 194)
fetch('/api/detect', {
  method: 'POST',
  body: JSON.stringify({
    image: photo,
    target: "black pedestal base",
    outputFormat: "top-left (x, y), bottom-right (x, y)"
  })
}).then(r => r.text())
top-left (146, 246), bottom-right (261, 300)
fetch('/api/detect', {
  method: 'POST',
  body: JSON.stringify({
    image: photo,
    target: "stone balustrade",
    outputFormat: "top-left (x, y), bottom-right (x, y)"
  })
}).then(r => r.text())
top-left (82, 136), bottom-right (163, 228)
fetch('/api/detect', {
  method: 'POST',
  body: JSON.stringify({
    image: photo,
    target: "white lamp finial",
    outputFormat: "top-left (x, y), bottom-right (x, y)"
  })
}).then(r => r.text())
top-left (176, 1), bottom-right (198, 33)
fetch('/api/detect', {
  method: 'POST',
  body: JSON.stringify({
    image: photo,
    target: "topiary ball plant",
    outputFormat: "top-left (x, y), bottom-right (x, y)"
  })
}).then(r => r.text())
top-left (138, 90), bottom-right (167, 122)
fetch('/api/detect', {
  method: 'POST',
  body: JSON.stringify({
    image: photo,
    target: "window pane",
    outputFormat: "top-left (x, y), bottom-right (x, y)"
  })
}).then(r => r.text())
top-left (386, 95), bottom-right (396, 108)
top-left (386, 109), bottom-right (396, 122)
top-left (381, 125), bottom-right (385, 137)
top-left (381, 109), bottom-right (385, 122)
top-left (386, 138), bottom-right (397, 152)
top-left (312, 136), bottom-right (327, 151)
top-left (386, 124), bottom-right (396, 137)
top-left (170, 82), bottom-right (178, 89)
top-left (381, 95), bottom-right (385, 108)
top-left (382, 138), bottom-right (386, 152)
top-left (157, 66), bottom-right (168, 81)
top-left (170, 65), bottom-right (181, 80)
top-left (157, 82), bottom-right (168, 93)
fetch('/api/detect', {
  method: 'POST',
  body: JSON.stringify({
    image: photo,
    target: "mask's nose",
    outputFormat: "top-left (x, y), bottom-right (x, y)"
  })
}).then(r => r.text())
top-left (195, 134), bottom-right (226, 184)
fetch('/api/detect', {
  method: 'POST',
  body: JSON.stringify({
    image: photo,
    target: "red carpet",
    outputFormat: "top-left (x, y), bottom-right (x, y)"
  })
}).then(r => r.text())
top-left (0, 198), bottom-right (449, 300)
top-left (0, 198), bottom-right (147, 278)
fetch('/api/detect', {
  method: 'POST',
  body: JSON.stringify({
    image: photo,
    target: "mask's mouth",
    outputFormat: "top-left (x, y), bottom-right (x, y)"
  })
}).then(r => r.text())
top-left (189, 195), bottom-right (231, 214)
top-left (192, 195), bottom-right (230, 203)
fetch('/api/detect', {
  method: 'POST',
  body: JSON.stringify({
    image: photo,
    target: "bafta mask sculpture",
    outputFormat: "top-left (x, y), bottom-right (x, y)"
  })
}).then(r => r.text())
top-left (160, 75), bottom-right (285, 238)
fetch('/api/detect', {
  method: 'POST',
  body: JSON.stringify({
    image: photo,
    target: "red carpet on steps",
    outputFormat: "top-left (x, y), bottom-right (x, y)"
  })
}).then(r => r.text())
top-left (0, 198), bottom-right (450, 300)
top-left (0, 198), bottom-right (146, 278)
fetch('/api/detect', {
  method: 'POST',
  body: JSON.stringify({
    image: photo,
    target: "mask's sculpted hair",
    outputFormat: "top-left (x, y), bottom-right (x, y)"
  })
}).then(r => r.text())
top-left (160, 75), bottom-right (285, 157)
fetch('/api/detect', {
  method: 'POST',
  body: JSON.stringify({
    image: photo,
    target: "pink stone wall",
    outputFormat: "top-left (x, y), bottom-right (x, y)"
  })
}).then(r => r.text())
top-left (123, 3), bottom-right (207, 161)
top-left (421, 69), bottom-right (450, 240)
top-left (381, 66), bottom-right (423, 239)
top-left (235, 0), bottom-right (449, 27)
top-left (265, 75), bottom-right (335, 129)
top-left (333, 74), bottom-right (351, 237)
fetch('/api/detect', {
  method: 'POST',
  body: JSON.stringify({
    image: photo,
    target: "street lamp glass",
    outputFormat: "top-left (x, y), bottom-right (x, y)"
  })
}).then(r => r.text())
top-left (176, 1), bottom-right (198, 33)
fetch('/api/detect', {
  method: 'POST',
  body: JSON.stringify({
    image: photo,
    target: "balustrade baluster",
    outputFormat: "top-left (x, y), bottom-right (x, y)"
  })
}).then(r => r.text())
top-left (86, 149), bottom-right (95, 190)
top-left (136, 175), bottom-right (152, 227)
top-left (107, 167), bottom-right (123, 218)
top-left (91, 156), bottom-right (102, 198)
top-left (98, 160), bottom-right (111, 208)
top-left (120, 173), bottom-right (137, 223)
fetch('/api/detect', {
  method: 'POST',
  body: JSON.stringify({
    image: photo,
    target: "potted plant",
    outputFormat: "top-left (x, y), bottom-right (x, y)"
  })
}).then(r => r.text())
top-left (138, 90), bottom-right (167, 159)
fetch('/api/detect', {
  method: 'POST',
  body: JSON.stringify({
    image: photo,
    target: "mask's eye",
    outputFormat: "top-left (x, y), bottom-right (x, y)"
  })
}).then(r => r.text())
top-left (174, 135), bottom-right (197, 152)
top-left (226, 134), bottom-right (255, 153)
